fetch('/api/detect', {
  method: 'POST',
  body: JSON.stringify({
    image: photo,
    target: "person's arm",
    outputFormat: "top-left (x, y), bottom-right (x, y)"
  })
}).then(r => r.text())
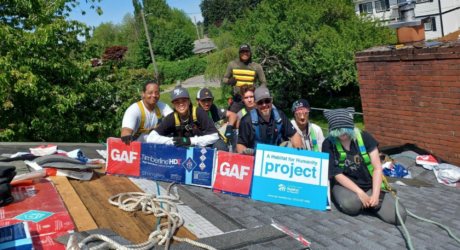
top-left (190, 133), bottom-right (219, 147)
top-left (237, 143), bottom-right (247, 154)
top-left (146, 115), bottom-right (174, 145)
top-left (226, 110), bottom-right (237, 127)
top-left (222, 62), bottom-right (233, 85)
top-left (290, 132), bottom-right (303, 149)
top-left (368, 148), bottom-right (383, 207)
top-left (256, 64), bottom-right (267, 87)
top-left (121, 128), bottom-right (134, 137)
top-left (146, 130), bottom-right (173, 145)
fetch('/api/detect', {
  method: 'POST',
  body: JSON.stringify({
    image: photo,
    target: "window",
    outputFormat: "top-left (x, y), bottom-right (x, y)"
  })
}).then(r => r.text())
top-left (359, 2), bottom-right (373, 14)
top-left (424, 17), bottom-right (437, 31)
top-left (375, 0), bottom-right (390, 12)
top-left (416, 0), bottom-right (431, 3)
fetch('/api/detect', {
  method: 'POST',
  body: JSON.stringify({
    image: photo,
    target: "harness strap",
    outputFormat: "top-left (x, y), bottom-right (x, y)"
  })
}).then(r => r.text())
top-left (242, 108), bottom-right (247, 116)
top-left (309, 124), bottom-right (319, 152)
top-left (174, 106), bottom-right (201, 137)
top-left (135, 101), bottom-right (163, 136)
top-left (250, 108), bottom-right (282, 147)
top-left (335, 132), bottom-right (386, 189)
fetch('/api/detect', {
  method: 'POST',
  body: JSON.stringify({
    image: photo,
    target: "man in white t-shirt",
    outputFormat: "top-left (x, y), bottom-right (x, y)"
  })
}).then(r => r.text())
top-left (121, 81), bottom-right (173, 144)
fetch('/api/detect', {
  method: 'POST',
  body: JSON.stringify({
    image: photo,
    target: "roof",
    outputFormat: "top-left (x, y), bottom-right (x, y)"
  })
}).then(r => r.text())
top-left (1, 142), bottom-right (459, 250)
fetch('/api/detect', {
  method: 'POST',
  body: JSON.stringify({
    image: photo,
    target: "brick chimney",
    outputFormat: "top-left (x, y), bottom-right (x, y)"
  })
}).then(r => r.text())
top-left (355, 41), bottom-right (460, 165)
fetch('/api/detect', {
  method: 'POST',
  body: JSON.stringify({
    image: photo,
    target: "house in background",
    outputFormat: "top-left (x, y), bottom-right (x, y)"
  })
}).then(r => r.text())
top-left (354, 0), bottom-right (460, 40)
top-left (192, 37), bottom-right (217, 56)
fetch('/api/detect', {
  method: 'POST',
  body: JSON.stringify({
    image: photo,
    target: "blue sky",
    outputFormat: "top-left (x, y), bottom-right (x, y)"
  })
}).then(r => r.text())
top-left (68, 0), bottom-right (203, 28)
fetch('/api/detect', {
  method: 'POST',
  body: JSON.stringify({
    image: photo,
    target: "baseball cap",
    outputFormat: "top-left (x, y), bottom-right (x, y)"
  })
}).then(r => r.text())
top-left (254, 87), bottom-right (271, 103)
top-left (291, 99), bottom-right (311, 115)
top-left (170, 87), bottom-right (190, 102)
top-left (196, 88), bottom-right (214, 100)
top-left (239, 43), bottom-right (251, 52)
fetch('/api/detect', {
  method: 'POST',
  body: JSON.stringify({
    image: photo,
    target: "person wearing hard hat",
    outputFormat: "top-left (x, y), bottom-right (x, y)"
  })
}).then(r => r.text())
top-left (146, 87), bottom-right (228, 151)
top-left (120, 81), bottom-right (173, 145)
top-left (223, 43), bottom-right (267, 114)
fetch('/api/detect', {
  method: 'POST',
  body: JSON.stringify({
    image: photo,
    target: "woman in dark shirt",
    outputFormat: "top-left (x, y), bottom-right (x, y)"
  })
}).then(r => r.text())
top-left (322, 108), bottom-right (407, 225)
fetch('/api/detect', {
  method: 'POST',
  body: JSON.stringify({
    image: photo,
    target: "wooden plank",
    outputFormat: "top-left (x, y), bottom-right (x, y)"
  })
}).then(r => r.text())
top-left (98, 174), bottom-right (197, 241)
top-left (69, 174), bottom-right (150, 244)
top-left (50, 176), bottom-right (98, 232)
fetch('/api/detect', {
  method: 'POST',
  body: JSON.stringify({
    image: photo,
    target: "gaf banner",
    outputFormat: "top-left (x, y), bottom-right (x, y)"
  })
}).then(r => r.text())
top-left (251, 144), bottom-right (329, 211)
top-left (106, 138), bottom-right (216, 187)
top-left (212, 151), bottom-right (255, 198)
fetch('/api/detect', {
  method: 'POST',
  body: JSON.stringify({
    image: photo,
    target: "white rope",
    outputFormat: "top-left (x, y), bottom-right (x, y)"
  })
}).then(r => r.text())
top-left (77, 183), bottom-right (216, 250)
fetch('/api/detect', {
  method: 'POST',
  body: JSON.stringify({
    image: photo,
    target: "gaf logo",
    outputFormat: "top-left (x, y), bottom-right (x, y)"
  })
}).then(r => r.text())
top-left (111, 149), bottom-right (138, 164)
top-left (278, 184), bottom-right (286, 192)
top-left (220, 162), bottom-right (250, 180)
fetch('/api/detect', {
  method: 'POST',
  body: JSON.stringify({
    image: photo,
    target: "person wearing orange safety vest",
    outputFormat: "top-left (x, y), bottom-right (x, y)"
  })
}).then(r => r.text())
top-left (120, 81), bottom-right (173, 145)
top-left (223, 43), bottom-right (267, 114)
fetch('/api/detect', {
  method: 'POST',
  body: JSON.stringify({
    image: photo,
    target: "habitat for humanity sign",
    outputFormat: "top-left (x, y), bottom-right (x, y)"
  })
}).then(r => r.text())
top-left (106, 138), bottom-right (215, 187)
top-left (251, 144), bottom-right (329, 211)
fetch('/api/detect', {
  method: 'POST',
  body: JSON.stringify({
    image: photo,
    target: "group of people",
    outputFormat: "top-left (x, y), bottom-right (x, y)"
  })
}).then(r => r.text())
top-left (120, 43), bottom-right (407, 226)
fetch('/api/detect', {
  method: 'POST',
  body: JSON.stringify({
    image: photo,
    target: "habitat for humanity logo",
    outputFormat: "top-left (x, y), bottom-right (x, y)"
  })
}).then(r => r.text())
top-left (278, 184), bottom-right (300, 194)
top-left (182, 157), bottom-right (197, 172)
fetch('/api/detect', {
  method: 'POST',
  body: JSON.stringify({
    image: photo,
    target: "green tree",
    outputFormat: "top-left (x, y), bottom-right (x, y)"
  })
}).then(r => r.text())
top-left (206, 0), bottom-right (397, 108)
top-left (135, 31), bottom-right (152, 69)
top-left (200, 0), bottom-right (262, 28)
top-left (153, 29), bottom-right (194, 61)
top-left (0, 0), bottom-right (150, 142)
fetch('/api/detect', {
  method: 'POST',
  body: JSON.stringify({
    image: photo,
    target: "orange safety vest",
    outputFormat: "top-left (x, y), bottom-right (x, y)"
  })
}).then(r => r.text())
top-left (232, 69), bottom-right (256, 87)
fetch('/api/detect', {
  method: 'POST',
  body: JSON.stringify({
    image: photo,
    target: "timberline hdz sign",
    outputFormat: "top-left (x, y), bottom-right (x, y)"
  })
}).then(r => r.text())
top-left (106, 139), bottom-right (329, 211)
top-left (106, 138), bottom-right (215, 187)
top-left (251, 144), bottom-right (329, 211)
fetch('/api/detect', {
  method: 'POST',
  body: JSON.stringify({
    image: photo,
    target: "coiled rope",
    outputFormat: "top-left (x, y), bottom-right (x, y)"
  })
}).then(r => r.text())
top-left (78, 183), bottom-right (216, 250)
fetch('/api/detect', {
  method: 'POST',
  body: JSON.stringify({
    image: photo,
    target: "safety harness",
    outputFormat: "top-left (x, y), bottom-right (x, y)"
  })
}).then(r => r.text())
top-left (335, 132), bottom-right (388, 190)
top-left (241, 108), bottom-right (247, 116)
top-left (250, 108), bottom-right (282, 148)
top-left (135, 101), bottom-right (162, 137)
top-left (207, 110), bottom-right (229, 143)
top-left (232, 69), bottom-right (256, 87)
top-left (309, 124), bottom-right (319, 152)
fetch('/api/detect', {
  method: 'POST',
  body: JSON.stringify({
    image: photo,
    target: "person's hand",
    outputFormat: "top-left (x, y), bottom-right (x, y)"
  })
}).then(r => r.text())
top-left (368, 194), bottom-right (380, 208)
top-left (242, 148), bottom-right (254, 156)
top-left (228, 78), bottom-right (237, 86)
top-left (357, 190), bottom-right (370, 208)
top-left (172, 137), bottom-right (191, 147)
top-left (121, 135), bottom-right (135, 145)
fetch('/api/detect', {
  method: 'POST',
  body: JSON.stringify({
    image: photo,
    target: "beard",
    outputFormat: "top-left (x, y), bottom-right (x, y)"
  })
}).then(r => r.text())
top-left (261, 110), bottom-right (270, 116)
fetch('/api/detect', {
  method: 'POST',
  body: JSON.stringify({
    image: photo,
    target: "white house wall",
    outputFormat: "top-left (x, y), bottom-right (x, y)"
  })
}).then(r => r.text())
top-left (442, 9), bottom-right (460, 35)
top-left (425, 15), bottom-right (443, 40)
top-left (414, 1), bottom-right (441, 16)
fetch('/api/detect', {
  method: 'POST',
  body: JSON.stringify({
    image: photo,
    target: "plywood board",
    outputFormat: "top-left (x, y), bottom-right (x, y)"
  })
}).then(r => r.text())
top-left (50, 176), bottom-right (98, 232)
top-left (69, 172), bottom-right (197, 244)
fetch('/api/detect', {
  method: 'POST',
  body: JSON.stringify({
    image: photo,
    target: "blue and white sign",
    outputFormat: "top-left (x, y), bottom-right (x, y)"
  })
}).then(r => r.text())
top-left (139, 143), bottom-right (216, 187)
top-left (251, 144), bottom-right (329, 211)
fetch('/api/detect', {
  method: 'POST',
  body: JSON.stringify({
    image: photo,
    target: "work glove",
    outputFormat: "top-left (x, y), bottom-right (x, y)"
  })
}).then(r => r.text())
top-left (225, 125), bottom-right (234, 145)
top-left (173, 137), bottom-right (191, 147)
top-left (121, 135), bottom-right (135, 145)
top-left (228, 77), bottom-right (237, 86)
top-left (242, 148), bottom-right (255, 156)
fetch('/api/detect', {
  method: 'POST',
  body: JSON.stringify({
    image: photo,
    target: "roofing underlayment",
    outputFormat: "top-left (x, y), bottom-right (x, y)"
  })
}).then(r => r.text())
top-left (0, 143), bottom-right (459, 250)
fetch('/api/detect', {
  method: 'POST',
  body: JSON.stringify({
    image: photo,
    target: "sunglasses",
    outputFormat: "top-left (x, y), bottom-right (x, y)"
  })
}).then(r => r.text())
top-left (257, 99), bottom-right (272, 105)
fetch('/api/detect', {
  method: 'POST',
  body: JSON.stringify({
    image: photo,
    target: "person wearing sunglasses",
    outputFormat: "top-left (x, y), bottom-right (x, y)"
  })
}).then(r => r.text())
top-left (290, 99), bottom-right (324, 152)
top-left (146, 87), bottom-right (228, 152)
top-left (120, 81), bottom-right (173, 145)
top-left (237, 87), bottom-right (302, 155)
top-left (222, 43), bottom-right (267, 114)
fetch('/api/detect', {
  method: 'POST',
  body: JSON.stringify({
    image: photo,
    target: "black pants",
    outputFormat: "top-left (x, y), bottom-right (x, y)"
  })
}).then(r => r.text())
top-left (209, 139), bottom-right (229, 152)
top-left (227, 94), bottom-right (245, 114)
